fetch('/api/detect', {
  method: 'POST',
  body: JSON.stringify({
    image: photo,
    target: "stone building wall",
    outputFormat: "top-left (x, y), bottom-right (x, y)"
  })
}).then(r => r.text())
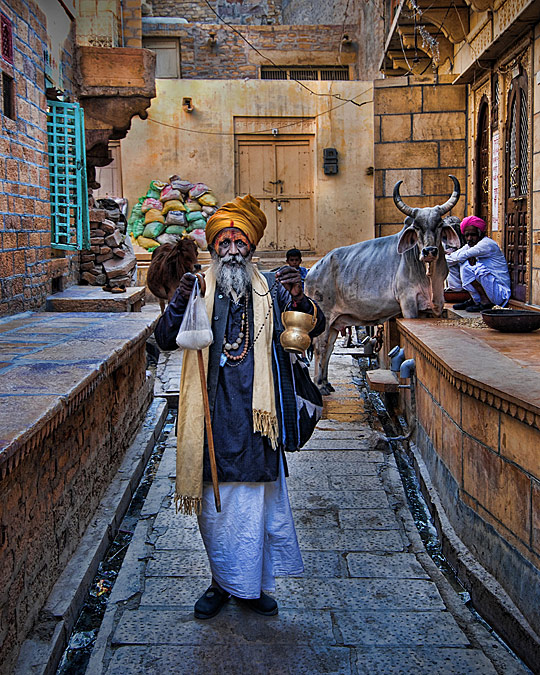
top-left (0, 0), bottom-right (78, 317)
top-left (398, 320), bottom-right (540, 667)
top-left (374, 76), bottom-right (468, 237)
top-left (148, 0), bottom-right (283, 25)
top-left (123, 0), bottom-right (143, 47)
top-left (144, 22), bottom-right (356, 78)
top-left (0, 343), bottom-right (153, 673)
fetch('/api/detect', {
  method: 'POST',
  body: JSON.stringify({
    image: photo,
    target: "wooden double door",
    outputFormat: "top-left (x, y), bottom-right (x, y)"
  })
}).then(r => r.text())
top-left (504, 70), bottom-right (529, 302)
top-left (236, 136), bottom-right (314, 251)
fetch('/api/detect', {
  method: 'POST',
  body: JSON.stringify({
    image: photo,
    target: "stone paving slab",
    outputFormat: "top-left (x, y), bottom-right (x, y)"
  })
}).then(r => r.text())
top-left (288, 489), bottom-right (390, 510)
top-left (345, 552), bottom-right (430, 579)
top-left (112, 607), bottom-right (336, 646)
top-left (335, 610), bottom-right (469, 646)
top-left (353, 647), bottom-right (497, 674)
top-left (105, 644), bottom-right (354, 675)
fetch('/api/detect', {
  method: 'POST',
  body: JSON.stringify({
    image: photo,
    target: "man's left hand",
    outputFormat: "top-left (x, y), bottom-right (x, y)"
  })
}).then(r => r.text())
top-left (276, 265), bottom-right (303, 299)
top-left (468, 257), bottom-right (477, 266)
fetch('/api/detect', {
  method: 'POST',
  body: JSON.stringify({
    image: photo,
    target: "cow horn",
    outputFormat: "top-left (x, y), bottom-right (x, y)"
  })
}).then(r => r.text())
top-left (438, 175), bottom-right (460, 214)
top-left (393, 180), bottom-right (414, 217)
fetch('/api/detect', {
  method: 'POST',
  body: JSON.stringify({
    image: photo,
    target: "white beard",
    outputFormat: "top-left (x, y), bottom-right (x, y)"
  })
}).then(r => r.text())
top-left (211, 251), bottom-right (254, 299)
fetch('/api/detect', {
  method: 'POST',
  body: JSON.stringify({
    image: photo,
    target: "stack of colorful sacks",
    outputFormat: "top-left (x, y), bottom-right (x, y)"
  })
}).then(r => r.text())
top-left (128, 175), bottom-right (218, 252)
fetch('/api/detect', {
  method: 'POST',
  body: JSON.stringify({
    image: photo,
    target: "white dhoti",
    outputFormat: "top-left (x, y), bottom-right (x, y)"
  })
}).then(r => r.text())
top-left (197, 457), bottom-right (303, 599)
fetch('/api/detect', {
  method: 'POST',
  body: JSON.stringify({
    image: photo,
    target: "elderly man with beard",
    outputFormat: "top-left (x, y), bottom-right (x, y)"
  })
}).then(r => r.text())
top-left (154, 195), bottom-right (325, 620)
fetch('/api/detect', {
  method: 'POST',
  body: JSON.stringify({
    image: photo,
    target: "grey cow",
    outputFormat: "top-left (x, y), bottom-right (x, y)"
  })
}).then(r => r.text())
top-left (305, 175), bottom-right (462, 395)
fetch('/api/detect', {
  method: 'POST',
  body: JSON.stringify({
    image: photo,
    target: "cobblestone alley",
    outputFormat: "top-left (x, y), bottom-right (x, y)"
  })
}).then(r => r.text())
top-left (85, 348), bottom-right (526, 675)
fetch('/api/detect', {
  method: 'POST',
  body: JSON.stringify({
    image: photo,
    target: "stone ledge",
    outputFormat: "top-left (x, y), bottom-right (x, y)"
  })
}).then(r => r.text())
top-left (46, 286), bottom-right (145, 313)
top-left (398, 318), bottom-right (540, 432)
top-left (0, 311), bottom-right (158, 478)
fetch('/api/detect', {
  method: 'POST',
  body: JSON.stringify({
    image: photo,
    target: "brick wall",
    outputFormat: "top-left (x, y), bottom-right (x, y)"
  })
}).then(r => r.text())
top-left (0, 344), bottom-right (153, 673)
top-left (144, 23), bottom-right (356, 78)
top-left (149, 0), bottom-right (283, 25)
top-left (374, 77), bottom-right (468, 238)
top-left (0, 0), bottom-right (78, 316)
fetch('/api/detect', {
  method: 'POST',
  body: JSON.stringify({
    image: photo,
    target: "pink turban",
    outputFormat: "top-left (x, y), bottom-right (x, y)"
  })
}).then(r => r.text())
top-left (460, 215), bottom-right (486, 233)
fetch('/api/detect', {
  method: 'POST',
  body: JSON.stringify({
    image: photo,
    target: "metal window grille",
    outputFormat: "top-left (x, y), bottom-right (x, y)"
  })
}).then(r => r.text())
top-left (47, 100), bottom-right (90, 250)
top-left (261, 66), bottom-right (349, 81)
top-left (1, 14), bottom-right (13, 64)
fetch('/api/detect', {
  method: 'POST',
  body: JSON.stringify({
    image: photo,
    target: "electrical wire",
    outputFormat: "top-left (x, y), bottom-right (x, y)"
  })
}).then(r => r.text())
top-left (146, 88), bottom-right (373, 136)
top-left (201, 0), bottom-right (365, 106)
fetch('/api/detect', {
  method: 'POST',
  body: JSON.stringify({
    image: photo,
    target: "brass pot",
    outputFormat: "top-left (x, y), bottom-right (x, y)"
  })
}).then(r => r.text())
top-left (280, 301), bottom-right (317, 353)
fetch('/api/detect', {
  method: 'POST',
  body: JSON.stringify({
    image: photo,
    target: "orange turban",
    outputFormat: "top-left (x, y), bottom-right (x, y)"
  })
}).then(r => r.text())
top-left (206, 194), bottom-right (266, 247)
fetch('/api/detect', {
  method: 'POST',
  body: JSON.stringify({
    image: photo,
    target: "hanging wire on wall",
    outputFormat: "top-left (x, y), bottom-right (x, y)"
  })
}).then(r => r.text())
top-left (200, 0), bottom-right (366, 106)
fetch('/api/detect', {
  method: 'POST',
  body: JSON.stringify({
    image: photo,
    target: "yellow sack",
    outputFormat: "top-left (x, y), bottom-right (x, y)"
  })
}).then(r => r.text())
top-left (198, 192), bottom-right (217, 207)
top-left (185, 199), bottom-right (202, 212)
top-left (144, 209), bottom-right (166, 225)
top-left (162, 199), bottom-right (186, 215)
top-left (137, 235), bottom-right (160, 249)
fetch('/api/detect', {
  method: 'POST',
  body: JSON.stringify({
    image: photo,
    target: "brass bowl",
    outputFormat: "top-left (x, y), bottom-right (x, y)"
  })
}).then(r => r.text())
top-left (280, 309), bottom-right (317, 353)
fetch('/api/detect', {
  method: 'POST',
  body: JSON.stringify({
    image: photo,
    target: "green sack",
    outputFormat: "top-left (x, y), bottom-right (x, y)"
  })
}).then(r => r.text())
top-left (165, 225), bottom-right (187, 235)
top-left (131, 217), bottom-right (145, 239)
top-left (143, 221), bottom-right (166, 239)
top-left (186, 211), bottom-right (206, 224)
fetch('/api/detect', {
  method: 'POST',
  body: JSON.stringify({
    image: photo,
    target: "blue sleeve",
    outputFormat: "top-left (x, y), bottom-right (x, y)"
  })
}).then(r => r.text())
top-left (154, 286), bottom-right (188, 351)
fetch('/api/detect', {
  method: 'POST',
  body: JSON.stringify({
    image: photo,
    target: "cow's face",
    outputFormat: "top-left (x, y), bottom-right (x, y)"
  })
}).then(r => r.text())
top-left (397, 208), bottom-right (461, 261)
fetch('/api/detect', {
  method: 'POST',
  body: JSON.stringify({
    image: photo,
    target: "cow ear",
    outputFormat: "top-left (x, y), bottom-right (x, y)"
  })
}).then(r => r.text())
top-left (397, 226), bottom-right (418, 254)
top-left (442, 225), bottom-right (461, 249)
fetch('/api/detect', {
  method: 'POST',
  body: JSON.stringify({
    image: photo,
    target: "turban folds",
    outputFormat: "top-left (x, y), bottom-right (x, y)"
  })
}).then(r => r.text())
top-left (206, 194), bottom-right (267, 247)
top-left (460, 215), bottom-right (486, 233)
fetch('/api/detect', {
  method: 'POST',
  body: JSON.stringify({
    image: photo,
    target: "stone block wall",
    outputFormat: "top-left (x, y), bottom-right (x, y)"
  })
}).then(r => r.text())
top-left (0, 343), bottom-right (153, 673)
top-left (281, 0), bottom-right (384, 79)
top-left (0, 0), bottom-right (78, 316)
top-left (374, 77), bottom-right (468, 238)
top-left (143, 22), bottom-right (355, 78)
top-left (148, 0), bottom-right (283, 25)
top-left (123, 0), bottom-right (143, 47)
top-left (398, 321), bottom-right (540, 662)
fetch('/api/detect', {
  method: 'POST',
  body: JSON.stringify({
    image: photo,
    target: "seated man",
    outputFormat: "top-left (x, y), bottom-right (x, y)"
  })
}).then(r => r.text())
top-left (285, 248), bottom-right (309, 286)
top-left (446, 215), bottom-right (511, 313)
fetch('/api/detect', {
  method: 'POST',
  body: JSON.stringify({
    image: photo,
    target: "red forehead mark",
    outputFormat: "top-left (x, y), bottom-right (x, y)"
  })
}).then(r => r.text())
top-left (214, 228), bottom-right (250, 248)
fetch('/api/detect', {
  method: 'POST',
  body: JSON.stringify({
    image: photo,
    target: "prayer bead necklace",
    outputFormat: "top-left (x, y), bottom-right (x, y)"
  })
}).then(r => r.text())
top-left (222, 295), bottom-right (249, 361)
top-left (223, 291), bottom-right (275, 367)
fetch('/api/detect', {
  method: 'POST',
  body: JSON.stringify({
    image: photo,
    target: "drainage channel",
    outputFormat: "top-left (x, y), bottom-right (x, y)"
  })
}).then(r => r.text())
top-left (56, 409), bottom-right (177, 675)
top-left (353, 358), bottom-right (529, 668)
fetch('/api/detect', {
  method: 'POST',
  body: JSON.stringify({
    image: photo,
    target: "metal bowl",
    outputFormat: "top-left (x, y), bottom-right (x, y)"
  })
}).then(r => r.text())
top-left (481, 309), bottom-right (540, 333)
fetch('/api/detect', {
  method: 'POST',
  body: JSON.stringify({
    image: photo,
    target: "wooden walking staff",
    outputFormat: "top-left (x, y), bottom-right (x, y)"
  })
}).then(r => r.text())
top-left (194, 273), bottom-right (221, 512)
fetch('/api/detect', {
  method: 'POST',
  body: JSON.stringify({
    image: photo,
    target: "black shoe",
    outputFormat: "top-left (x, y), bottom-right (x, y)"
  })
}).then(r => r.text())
top-left (466, 302), bottom-right (493, 313)
top-left (194, 585), bottom-right (230, 619)
top-left (236, 592), bottom-right (278, 616)
top-left (453, 298), bottom-right (474, 310)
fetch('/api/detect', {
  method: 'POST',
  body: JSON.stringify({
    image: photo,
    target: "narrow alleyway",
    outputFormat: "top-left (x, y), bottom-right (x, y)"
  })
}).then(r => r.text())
top-left (84, 348), bottom-right (525, 675)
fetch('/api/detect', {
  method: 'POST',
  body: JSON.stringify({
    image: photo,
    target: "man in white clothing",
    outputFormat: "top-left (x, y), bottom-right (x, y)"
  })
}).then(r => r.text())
top-left (446, 215), bottom-right (511, 312)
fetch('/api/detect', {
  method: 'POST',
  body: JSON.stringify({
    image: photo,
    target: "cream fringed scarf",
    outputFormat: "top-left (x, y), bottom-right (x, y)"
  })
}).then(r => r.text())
top-left (175, 266), bottom-right (278, 515)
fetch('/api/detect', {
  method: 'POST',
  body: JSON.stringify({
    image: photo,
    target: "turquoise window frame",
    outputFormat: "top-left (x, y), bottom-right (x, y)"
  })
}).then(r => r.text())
top-left (47, 100), bottom-right (90, 251)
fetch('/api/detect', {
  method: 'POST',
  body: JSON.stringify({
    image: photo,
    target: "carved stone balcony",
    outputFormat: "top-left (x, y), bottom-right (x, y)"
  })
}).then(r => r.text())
top-left (75, 46), bottom-right (156, 185)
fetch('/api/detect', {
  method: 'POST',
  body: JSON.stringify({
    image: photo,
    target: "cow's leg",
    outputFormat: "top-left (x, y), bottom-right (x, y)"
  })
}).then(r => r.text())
top-left (315, 325), bottom-right (339, 395)
top-left (431, 274), bottom-right (445, 316)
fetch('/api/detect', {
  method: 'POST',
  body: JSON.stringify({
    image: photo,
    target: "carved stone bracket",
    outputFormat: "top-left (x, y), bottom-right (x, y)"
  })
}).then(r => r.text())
top-left (75, 46), bottom-right (156, 187)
